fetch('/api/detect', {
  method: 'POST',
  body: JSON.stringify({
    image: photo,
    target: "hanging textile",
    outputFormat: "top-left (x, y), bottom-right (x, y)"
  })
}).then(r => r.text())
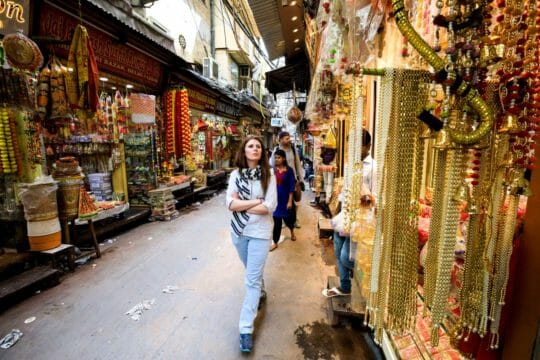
top-left (65, 25), bottom-right (99, 112)
top-left (130, 94), bottom-right (156, 124)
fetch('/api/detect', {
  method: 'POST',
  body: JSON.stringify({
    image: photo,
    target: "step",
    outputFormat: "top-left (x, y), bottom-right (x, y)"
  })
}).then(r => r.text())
top-left (0, 253), bottom-right (32, 282)
top-left (318, 218), bottom-right (334, 238)
top-left (0, 266), bottom-right (61, 312)
top-left (327, 276), bottom-right (364, 317)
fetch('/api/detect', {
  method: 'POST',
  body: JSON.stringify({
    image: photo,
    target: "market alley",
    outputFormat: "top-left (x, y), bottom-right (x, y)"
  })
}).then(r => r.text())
top-left (0, 193), bottom-right (380, 360)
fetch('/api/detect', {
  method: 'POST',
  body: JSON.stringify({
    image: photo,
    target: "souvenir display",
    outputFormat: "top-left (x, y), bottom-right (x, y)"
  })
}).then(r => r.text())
top-left (65, 25), bottom-right (99, 112)
top-left (2, 32), bottom-right (43, 72)
top-left (0, 67), bottom-right (35, 109)
top-left (148, 187), bottom-right (179, 221)
top-left (0, 106), bottom-right (22, 176)
top-left (125, 132), bottom-right (157, 206)
top-left (163, 88), bottom-right (192, 164)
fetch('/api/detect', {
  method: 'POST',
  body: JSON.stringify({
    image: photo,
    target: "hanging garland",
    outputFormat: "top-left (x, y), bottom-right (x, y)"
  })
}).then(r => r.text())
top-left (179, 89), bottom-right (192, 157)
top-left (0, 106), bottom-right (22, 176)
top-left (164, 89), bottom-right (176, 160)
top-left (174, 90), bottom-right (183, 157)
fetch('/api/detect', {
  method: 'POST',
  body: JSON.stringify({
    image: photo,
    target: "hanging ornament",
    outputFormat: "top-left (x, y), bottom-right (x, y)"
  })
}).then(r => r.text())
top-left (287, 106), bottom-right (302, 124)
top-left (287, 82), bottom-right (303, 124)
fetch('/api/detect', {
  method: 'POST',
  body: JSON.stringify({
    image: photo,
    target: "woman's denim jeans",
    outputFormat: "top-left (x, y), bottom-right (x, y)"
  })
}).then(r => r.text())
top-left (231, 233), bottom-right (269, 334)
top-left (333, 231), bottom-right (354, 293)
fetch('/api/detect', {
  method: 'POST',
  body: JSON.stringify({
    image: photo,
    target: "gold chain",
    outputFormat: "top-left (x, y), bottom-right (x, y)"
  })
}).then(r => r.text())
top-left (370, 69), bottom-right (430, 341)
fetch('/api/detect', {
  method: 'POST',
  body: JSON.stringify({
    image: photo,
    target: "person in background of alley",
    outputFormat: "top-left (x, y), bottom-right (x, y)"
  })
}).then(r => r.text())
top-left (226, 136), bottom-right (277, 353)
top-left (322, 129), bottom-right (376, 297)
top-left (270, 149), bottom-right (297, 251)
top-left (270, 131), bottom-right (304, 228)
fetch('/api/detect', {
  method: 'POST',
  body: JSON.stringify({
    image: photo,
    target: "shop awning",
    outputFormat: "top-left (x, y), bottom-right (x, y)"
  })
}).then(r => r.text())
top-left (84, 0), bottom-right (176, 54)
top-left (247, 0), bottom-right (307, 61)
top-left (265, 61), bottom-right (311, 95)
top-left (240, 95), bottom-right (271, 118)
top-left (246, 0), bottom-right (284, 60)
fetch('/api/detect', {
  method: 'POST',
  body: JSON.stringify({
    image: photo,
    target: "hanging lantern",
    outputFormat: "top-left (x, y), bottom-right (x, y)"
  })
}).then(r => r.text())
top-left (287, 105), bottom-right (302, 124)
top-left (288, 81), bottom-right (302, 124)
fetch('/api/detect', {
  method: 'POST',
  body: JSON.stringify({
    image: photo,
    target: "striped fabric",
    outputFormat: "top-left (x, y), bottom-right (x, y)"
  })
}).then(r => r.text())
top-left (231, 167), bottom-right (261, 236)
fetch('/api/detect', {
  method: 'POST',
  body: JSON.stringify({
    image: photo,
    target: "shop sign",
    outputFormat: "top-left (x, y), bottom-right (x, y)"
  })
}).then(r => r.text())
top-left (185, 86), bottom-right (216, 112)
top-left (216, 100), bottom-right (241, 118)
top-left (0, 0), bottom-right (30, 35)
top-left (38, 3), bottom-right (163, 89)
top-left (271, 117), bottom-right (283, 127)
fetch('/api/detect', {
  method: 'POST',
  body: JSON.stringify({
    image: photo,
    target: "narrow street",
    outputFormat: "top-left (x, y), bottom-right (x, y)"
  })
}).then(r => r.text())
top-left (0, 193), bottom-right (380, 360)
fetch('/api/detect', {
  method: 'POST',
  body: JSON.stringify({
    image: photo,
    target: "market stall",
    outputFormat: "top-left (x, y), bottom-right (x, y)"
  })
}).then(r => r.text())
top-left (306, 0), bottom-right (537, 358)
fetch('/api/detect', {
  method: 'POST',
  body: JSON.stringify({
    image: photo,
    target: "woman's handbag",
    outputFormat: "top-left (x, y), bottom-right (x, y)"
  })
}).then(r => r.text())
top-left (294, 181), bottom-right (302, 202)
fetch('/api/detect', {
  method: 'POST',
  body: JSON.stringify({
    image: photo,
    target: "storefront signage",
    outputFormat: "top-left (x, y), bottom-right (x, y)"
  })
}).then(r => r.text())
top-left (185, 86), bottom-right (216, 112)
top-left (271, 117), bottom-right (283, 127)
top-left (0, 0), bottom-right (29, 35)
top-left (216, 100), bottom-right (241, 119)
top-left (38, 4), bottom-right (163, 89)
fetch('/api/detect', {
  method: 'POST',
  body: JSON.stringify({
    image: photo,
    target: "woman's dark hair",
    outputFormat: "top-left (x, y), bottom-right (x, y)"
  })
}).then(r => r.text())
top-left (273, 149), bottom-right (289, 167)
top-left (234, 136), bottom-right (271, 194)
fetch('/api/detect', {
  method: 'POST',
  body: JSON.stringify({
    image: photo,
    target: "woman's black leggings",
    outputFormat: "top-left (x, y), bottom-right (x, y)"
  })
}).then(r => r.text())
top-left (272, 204), bottom-right (296, 244)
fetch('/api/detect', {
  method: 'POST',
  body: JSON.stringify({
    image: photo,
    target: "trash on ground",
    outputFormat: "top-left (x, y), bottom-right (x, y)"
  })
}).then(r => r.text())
top-left (24, 317), bottom-right (36, 324)
top-left (0, 329), bottom-right (23, 349)
top-left (35, 290), bottom-right (41, 294)
top-left (147, 237), bottom-right (153, 240)
top-left (194, 202), bottom-right (201, 206)
top-left (125, 299), bottom-right (155, 321)
top-left (191, 257), bottom-right (198, 261)
top-left (162, 285), bottom-right (179, 294)
top-left (75, 255), bottom-right (92, 265)
top-left (92, 264), bottom-right (97, 268)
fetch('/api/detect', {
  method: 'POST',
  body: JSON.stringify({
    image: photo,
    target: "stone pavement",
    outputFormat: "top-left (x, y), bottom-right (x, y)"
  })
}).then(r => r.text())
top-left (0, 192), bottom-right (381, 360)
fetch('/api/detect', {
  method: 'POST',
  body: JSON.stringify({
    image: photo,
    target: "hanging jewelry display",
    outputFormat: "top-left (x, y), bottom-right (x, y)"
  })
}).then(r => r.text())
top-left (453, 81), bottom-right (500, 342)
top-left (367, 69), bottom-right (430, 343)
top-left (366, 68), bottom-right (394, 331)
top-left (342, 73), bottom-right (363, 232)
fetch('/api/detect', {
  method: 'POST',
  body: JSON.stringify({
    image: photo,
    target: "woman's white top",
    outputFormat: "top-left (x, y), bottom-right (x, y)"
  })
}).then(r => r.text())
top-left (226, 169), bottom-right (277, 240)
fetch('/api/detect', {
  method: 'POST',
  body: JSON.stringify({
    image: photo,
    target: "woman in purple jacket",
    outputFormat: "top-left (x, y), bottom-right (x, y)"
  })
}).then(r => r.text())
top-left (270, 149), bottom-right (297, 251)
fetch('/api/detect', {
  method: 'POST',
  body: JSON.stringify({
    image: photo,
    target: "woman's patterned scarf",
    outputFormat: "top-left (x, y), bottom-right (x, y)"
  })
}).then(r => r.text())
top-left (231, 166), bottom-right (261, 236)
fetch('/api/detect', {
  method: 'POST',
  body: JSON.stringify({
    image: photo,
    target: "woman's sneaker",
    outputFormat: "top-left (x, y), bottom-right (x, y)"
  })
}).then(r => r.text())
top-left (239, 334), bottom-right (253, 352)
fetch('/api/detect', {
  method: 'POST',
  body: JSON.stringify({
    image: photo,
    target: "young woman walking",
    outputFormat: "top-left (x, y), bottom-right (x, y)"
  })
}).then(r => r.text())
top-left (226, 136), bottom-right (277, 353)
top-left (270, 149), bottom-right (297, 251)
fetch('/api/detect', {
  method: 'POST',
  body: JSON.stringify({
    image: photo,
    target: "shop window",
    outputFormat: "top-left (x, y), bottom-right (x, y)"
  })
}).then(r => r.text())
top-left (239, 66), bottom-right (251, 92)
top-left (239, 65), bottom-right (250, 78)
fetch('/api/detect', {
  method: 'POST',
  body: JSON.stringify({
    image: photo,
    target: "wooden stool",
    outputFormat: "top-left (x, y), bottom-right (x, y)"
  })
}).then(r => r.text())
top-left (325, 276), bottom-right (365, 326)
top-left (35, 244), bottom-right (76, 272)
top-left (318, 218), bottom-right (334, 238)
top-left (60, 218), bottom-right (101, 258)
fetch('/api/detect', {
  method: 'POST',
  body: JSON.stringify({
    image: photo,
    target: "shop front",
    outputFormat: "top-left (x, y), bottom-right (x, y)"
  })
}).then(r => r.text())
top-left (303, 0), bottom-right (539, 358)
top-left (0, 0), bottom-right (190, 255)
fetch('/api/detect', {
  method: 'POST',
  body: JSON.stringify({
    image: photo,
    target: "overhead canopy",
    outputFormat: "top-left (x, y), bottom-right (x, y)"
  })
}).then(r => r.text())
top-left (247, 0), bottom-right (306, 61)
top-left (85, 0), bottom-right (176, 53)
top-left (265, 61), bottom-right (310, 95)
